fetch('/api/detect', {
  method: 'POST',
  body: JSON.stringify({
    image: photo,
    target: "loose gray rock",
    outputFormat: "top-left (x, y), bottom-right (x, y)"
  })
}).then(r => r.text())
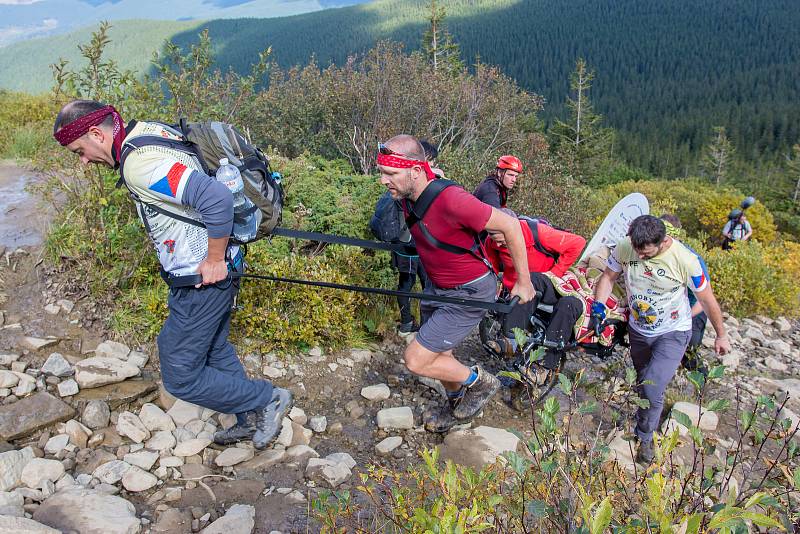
top-left (309, 415), bottom-right (327, 433)
top-left (121, 466), bottom-right (158, 492)
top-left (127, 351), bottom-right (149, 369)
top-left (0, 370), bottom-right (19, 388)
top-left (0, 516), bottom-right (61, 533)
top-left (43, 434), bottom-right (69, 455)
top-left (0, 447), bottom-right (34, 491)
top-left (173, 438), bottom-right (211, 457)
top-left (146, 431), bottom-right (176, 452)
top-left (65, 419), bottom-right (91, 449)
top-left (376, 406), bottom-right (414, 429)
top-left (94, 341), bottom-right (131, 361)
top-left (0, 489), bottom-right (24, 516)
top-left (305, 458), bottom-right (351, 488)
top-left (139, 403), bottom-right (175, 432)
top-left (376, 436), bottom-right (403, 455)
top-left (57, 379), bottom-right (79, 397)
top-left (93, 460), bottom-right (132, 484)
top-left (0, 353), bottom-right (21, 366)
top-left (82, 400), bottom-right (111, 429)
top-left (33, 488), bottom-right (141, 534)
top-left (20, 458), bottom-right (65, 489)
top-left (669, 401), bottom-right (719, 432)
top-left (123, 450), bottom-right (159, 471)
top-left (325, 452), bottom-right (357, 470)
top-left (167, 399), bottom-right (204, 427)
top-left (74, 357), bottom-right (139, 389)
top-left (116, 411), bottom-right (151, 444)
top-left (201, 503), bottom-right (255, 534)
top-left (22, 337), bottom-right (59, 351)
top-left (440, 426), bottom-right (521, 469)
top-left (214, 447), bottom-right (254, 467)
top-left (361, 383), bottom-right (391, 401)
top-left (41, 353), bottom-right (72, 377)
top-left (57, 299), bottom-right (75, 313)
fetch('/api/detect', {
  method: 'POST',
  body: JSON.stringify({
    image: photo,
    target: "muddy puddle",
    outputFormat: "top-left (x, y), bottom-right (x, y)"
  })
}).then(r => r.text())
top-left (0, 159), bottom-right (52, 249)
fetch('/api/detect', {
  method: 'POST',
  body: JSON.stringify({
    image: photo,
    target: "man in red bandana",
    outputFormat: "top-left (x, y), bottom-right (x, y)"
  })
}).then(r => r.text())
top-left (53, 100), bottom-right (291, 450)
top-left (377, 135), bottom-right (535, 432)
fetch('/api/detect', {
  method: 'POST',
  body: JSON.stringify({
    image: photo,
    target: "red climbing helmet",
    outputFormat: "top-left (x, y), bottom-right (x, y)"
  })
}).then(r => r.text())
top-left (497, 155), bottom-right (523, 173)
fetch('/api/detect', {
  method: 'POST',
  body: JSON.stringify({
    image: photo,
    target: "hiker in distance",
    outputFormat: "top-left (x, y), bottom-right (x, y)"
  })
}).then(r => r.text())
top-left (376, 134), bottom-right (535, 432)
top-left (53, 100), bottom-right (291, 449)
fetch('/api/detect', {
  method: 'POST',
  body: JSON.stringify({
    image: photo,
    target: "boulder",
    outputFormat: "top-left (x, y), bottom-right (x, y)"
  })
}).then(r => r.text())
top-left (376, 406), bottom-right (414, 429)
top-left (285, 445), bottom-right (319, 464)
top-left (238, 449), bottom-right (285, 471)
top-left (41, 353), bottom-right (72, 377)
top-left (94, 341), bottom-right (131, 361)
top-left (214, 447), bottom-right (255, 467)
top-left (138, 403), bottom-right (175, 432)
top-left (766, 339), bottom-right (793, 356)
top-left (742, 326), bottom-right (765, 343)
top-left (43, 434), bottom-right (70, 455)
top-left (288, 406), bottom-right (307, 425)
top-left (361, 383), bottom-right (391, 401)
top-left (65, 419), bottom-right (91, 449)
top-left (774, 317), bottom-right (792, 332)
top-left (74, 357), bottom-right (139, 389)
top-left (0, 449), bottom-right (36, 491)
top-left (440, 426), bottom-right (520, 469)
top-left (0, 516), bottom-right (61, 534)
top-left (305, 458), bottom-right (352, 488)
top-left (607, 431), bottom-right (637, 472)
top-left (22, 337), bottom-right (59, 351)
top-left (20, 459), bottom-right (65, 489)
top-left (765, 356), bottom-right (789, 372)
top-left (0, 353), bottom-right (20, 366)
top-left (325, 452), bottom-right (357, 470)
top-left (0, 370), bottom-right (19, 388)
top-left (0, 490), bottom-right (24, 516)
top-left (33, 488), bottom-right (141, 534)
top-left (116, 411), bottom-right (151, 443)
top-left (201, 503), bottom-right (255, 534)
top-left (127, 351), bottom-right (149, 369)
top-left (121, 466), bottom-right (158, 492)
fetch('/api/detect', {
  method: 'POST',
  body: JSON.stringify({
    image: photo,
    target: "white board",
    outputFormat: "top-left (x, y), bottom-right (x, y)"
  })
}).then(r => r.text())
top-left (579, 192), bottom-right (650, 263)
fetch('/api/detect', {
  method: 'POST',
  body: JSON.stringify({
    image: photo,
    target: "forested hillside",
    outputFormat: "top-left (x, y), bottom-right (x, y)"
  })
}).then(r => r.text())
top-left (1, 0), bottom-right (798, 177)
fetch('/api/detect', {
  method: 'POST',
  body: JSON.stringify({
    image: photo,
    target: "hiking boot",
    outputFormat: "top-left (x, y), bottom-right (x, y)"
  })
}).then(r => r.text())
top-left (542, 349), bottom-right (561, 370)
top-left (453, 366), bottom-right (501, 420)
top-left (398, 321), bottom-right (419, 334)
top-left (423, 397), bottom-right (461, 433)
top-left (213, 419), bottom-right (255, 446)
top-left (635, 439), bottom-right (655, 465)
top-left (253, 387), bottom-right (293, 450)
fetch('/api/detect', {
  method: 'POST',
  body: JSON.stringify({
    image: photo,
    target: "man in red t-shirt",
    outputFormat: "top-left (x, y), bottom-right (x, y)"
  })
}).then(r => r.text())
top-left (484, 212), bottom-right (586, 368)
top-left (377, 135), bottom-right (534, 433)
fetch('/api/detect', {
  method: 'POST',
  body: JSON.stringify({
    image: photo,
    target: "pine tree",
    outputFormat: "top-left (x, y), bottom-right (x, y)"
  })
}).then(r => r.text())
top-left (702, 126), bottom-right (735, 186)
top-left (422, 0), bottom-right (464, 74)
top-left (549, 58), bottom-right (613, 181)
top-left (788, 144), bottom-right (800, 203)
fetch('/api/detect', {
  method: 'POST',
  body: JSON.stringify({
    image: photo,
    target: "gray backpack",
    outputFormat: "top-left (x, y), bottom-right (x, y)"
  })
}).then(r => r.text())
top-left (118, 119), bottom-right (283, 241)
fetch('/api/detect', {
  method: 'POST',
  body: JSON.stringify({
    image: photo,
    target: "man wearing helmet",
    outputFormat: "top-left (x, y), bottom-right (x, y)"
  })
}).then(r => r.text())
top-left (472, 155), bottom-right (523, 208)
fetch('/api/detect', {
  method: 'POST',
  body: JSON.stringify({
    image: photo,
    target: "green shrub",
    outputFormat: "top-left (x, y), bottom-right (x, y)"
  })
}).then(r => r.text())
top-left (313, 365), bottom-right (799, 532)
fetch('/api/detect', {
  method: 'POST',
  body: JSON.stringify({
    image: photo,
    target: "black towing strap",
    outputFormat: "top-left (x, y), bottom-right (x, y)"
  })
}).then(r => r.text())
top-left (270, 227), bottom-right (416, 255)
top-left (164, 271), bottom-right (518, 314)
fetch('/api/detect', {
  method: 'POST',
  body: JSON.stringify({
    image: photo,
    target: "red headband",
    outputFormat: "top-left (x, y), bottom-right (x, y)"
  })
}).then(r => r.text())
top-left (54, 105), bottom-right (126, 163)
top-left (377, 153), bottom-right (436, 180)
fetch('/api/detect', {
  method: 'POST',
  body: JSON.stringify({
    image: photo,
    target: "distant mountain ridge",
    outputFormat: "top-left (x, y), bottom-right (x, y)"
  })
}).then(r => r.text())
top-left (1, 0), bottom-right (798, 174)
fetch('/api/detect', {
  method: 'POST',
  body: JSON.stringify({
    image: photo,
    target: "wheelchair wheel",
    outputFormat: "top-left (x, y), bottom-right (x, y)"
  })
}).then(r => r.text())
top-left (509, 351), bottom-right (566, 412)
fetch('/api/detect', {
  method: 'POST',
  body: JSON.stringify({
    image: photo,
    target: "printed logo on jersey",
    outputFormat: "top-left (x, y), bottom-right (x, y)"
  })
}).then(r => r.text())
top-left (631, 299), bottom-right (659, 326)
top-left (149, 162), bottom-right (187, 198)
top-left (163, 239), bottom-right (176, 253)
top-left (691, 273), bottom-right (706, 290)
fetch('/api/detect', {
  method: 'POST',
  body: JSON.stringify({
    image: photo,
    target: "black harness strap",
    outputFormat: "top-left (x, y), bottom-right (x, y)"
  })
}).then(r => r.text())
top-left (164, 271), bottom-right (516, 313)
top-left (404, 180), bottom-right (495, 273)
top-left (523, 217), bottom-right (560, 262)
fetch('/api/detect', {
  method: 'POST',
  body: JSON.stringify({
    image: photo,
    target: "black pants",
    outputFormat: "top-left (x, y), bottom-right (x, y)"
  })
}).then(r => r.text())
top-left (393, 253), bottom-right (428, 324)
top-left (502, 272), bottom-right (582, 345)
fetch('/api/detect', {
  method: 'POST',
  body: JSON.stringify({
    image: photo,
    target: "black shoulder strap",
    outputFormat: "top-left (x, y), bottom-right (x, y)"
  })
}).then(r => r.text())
top-left (525, 218), bottom-right (559, 262)
top-left (116, 134), bottom-right (199, 189)
top-left (403, 180), bottom-right (495, 274)
top-left (404, 179), bottom-right (458, 229)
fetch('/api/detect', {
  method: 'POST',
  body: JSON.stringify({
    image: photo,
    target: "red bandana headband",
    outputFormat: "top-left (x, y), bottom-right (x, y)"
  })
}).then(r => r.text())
top-left (54, 105), bottom-right (126, 163)
top-left (377, 153), bottom-right (436, 180)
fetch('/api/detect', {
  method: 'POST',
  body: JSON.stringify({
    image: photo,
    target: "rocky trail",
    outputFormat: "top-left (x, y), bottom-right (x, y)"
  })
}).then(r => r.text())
top-left (0, 162), bottom-right (799, 533)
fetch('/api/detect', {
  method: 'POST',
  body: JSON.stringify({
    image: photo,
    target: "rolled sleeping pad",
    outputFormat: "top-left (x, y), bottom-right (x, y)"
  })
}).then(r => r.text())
top-left (741, 196), bottom-right (755, 209)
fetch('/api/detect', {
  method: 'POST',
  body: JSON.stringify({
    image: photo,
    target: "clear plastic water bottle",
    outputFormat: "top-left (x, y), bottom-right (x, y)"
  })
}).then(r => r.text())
top-left (216, 158), bottom-right (259, 242)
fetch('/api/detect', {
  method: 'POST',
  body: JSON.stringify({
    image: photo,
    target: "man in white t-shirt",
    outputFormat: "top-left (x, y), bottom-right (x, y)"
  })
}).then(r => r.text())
top-left (592, 215), bottom-right (731, 464)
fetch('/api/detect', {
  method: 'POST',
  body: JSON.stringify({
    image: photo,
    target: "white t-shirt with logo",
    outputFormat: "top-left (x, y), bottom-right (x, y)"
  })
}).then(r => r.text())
top-left (607, 237), bottom-right (708, 337)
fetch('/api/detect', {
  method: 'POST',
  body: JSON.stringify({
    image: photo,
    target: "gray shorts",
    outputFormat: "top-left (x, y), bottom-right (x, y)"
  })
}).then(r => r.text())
top-left (415, 272), bottom-right (497, 353)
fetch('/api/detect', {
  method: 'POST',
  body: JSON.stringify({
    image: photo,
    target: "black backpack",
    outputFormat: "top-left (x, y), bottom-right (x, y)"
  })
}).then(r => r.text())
top-left (118, 119), bottom-right (283, 243)
top-left (402, 179), bottom-right (495, 273)
top-left (369, 191), bottom-right (410, 243)
top-left (519, 216), bottom-right (561, 263)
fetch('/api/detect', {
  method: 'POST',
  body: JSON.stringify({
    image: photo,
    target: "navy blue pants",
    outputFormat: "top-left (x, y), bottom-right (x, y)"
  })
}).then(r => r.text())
top-left (158, 278), bottom-right (273, 419)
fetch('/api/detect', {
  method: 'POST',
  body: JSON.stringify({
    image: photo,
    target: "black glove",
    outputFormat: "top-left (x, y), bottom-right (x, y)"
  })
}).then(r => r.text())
top-left (589, 301), bottom-right (607, 337)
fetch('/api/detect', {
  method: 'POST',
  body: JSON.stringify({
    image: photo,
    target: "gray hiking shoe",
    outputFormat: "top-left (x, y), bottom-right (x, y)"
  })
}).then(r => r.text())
top-left (452, 365), bottom-right (500, 420)
top-left (213, 420), bottom-right (255, 445)
top-left (636, 439), bottom-right (655, 465)
top-left (423, 397), bottom-right (462, 433)
top-left (253, 387), bottom-right (293, 450)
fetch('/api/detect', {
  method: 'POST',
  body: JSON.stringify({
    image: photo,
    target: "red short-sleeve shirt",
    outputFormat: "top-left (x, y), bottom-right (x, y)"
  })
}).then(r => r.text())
top-left (403, 185), bottom-right (493, 288)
